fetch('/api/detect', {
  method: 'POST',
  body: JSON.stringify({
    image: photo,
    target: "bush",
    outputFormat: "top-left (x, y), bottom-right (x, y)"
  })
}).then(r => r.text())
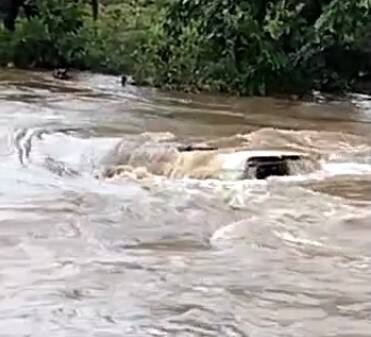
top-left (1, 0), bottom-right (371, 96)
top-left (0, 0), bottom-right (156, 73)
top-left (0, 0), bottom-right (88, 67)
top-left (136, 0), bottom-right (371, 95)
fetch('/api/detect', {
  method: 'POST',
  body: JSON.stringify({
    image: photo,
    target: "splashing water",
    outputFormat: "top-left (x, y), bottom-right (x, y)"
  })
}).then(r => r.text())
top-left (1, 69), bottom-right (371, 336)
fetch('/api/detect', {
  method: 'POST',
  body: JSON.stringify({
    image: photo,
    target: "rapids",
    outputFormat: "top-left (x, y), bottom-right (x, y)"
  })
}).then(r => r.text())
top-left (1, 69), bottom-right (371, 336)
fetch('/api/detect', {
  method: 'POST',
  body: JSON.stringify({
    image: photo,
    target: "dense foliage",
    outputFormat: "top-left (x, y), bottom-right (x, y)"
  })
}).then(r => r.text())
top-left (138, 0), bottom-right (371, 95)
top-left (1, 0), bottom-right (371, 95)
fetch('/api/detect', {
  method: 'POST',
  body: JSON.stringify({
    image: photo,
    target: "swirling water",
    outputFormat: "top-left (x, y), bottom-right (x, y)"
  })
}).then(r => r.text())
top-left (1, 69), bottom-right (371, 337)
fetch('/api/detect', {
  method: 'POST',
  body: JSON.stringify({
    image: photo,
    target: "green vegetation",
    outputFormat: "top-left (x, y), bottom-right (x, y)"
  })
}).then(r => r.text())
top-left (1, 0), bottom-right (371, 96)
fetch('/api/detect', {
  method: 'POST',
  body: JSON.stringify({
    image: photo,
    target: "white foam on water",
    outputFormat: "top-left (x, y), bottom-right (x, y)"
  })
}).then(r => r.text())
top-left (24, 132), bottom-right (120, 172)
top-left (273, 230), bottom-right (325, 248)
top-left (322, 161), bottom-right (371, 175)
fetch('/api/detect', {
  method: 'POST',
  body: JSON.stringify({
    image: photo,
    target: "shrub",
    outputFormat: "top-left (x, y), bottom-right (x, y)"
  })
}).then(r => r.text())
top-left (0, 0), bottom-right (155, 73)
top-left (1, 0), bottom-right (371, 96)
top-left (137, 0), bottom-right (371, 95)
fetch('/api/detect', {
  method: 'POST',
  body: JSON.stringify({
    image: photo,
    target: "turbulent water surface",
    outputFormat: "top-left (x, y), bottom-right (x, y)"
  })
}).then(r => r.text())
top-left (1, 69), bottom-right (371, 337)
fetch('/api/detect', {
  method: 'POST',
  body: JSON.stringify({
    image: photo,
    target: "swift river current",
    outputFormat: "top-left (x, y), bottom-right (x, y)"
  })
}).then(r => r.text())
top-left (1, 69), bottom-right (371, 337)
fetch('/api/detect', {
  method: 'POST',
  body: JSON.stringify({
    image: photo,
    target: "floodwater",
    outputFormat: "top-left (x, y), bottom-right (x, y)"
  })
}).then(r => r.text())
top-left (1, 69), bottom-right (371, 337)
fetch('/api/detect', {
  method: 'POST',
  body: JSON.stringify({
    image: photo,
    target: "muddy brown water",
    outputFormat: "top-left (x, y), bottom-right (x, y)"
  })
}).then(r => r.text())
top-left (1, 68), bottom-right (371, 336)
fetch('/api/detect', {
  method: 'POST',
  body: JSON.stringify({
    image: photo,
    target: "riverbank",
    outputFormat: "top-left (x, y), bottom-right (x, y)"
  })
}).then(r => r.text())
top-left (4, 64), bottom-right (371, 108)
top-left (1, 0), bottom-right (371, 98)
